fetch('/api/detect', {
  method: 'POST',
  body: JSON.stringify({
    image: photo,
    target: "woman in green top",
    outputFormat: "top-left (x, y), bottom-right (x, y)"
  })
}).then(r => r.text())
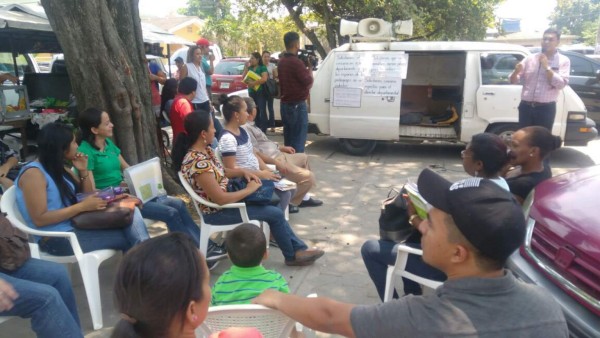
top-left (77, 108), bottom-right (226, 264)
top-left (242, 52), bottom-right (268, 132)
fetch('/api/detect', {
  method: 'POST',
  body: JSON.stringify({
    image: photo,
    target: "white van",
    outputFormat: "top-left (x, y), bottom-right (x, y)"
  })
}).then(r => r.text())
top-left (309, 41), bottom-right (598, 155)
top-left (168, 45), bottom-right (223, 77)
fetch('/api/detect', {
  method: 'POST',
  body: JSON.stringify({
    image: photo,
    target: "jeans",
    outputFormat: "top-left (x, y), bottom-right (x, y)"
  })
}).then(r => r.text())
top-left (40, 208), bottom-right (149, 255)
top-left (518, 101), bottom-right (556, 131)
top-left (141, 197), bottom-right (200, 247)
top-left (203, 205), bottom-right (307, 261)
top-left (0, 259), bottom-right (82, 338)
top-left (250, 90), bottom-right (268, 132)
top-left (361, 239), bottom-right (446, 301)
top-left (266, 93), bottom-right (275, 128)
top-left (281, 101), bottom-right (308, 153)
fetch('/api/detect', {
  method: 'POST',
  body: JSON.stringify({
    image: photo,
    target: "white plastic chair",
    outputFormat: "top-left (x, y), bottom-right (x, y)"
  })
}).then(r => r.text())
top-left (383, 244), bottom-right (443, 302)
top-left (196, 304), bottom-right (296, 338)
top-left (177, 171), bottom-right (268, 258)
top-left (0, 186), bottom-right (118, 330)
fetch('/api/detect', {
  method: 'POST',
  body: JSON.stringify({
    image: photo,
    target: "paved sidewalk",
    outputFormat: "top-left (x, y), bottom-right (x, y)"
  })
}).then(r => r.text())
top-left (2, 132), bottom-right (598, 338)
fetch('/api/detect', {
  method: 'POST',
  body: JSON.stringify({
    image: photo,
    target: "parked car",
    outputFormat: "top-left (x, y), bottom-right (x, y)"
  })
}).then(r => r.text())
top-left (558, 50), bottom-right (600, 127)
top-left (210, 58), bottom-right (248, 105)
top-left (507, 165), bottom-right (600, 338)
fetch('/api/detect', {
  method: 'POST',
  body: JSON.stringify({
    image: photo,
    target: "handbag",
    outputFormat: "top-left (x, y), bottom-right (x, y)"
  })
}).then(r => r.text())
top-left (379, 187), bottom-right (418, 243)
top-left (0, 212), bottom-right (31, 271)
top-left (71, 195), bottom-right (141, 230)
top-left (227, 178), bottom-right (276, 205)
top-left (265, 78), bottom-right (279, 98)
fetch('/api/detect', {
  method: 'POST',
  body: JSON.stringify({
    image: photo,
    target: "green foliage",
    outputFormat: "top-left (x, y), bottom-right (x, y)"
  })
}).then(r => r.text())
top-left (550, 0), bottom-right (600, 45)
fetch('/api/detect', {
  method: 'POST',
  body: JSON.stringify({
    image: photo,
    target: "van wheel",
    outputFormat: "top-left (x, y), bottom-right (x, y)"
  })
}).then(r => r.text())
top-left (339, 138), bottom-right (377, 156)
top-left (487, 123), bottom-right (519, 143)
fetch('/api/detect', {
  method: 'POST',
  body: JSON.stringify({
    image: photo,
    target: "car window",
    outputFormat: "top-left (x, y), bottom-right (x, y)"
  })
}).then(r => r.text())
top-left (480, 53), bottom-right (524, 85)
top-left (568, 54), bottom-right (594, 77)
top-left (214, 61), bottom-right (244, 75)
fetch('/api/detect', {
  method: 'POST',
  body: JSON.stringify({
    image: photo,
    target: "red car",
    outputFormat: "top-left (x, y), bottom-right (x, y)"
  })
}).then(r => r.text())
top-left (210, 58), bottom-right (248, 105)
top-left (508, 165), bottom-right (600, 337)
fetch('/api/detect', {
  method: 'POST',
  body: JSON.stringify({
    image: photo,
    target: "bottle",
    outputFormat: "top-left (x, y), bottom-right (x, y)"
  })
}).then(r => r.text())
top-left (156, 183), bottom-right (167, 202)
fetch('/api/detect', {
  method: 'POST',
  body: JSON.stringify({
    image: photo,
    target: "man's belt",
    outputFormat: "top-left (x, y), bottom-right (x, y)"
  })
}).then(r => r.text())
top-left (521, 100), bottom-right (555, 107)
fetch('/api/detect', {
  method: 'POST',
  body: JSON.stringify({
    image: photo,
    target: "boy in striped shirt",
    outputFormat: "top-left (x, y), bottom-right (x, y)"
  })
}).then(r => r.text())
top-left (211, 223), bottom-right (289, 305)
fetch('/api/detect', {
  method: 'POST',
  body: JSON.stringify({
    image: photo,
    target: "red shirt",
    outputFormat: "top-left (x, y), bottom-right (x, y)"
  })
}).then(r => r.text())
top-left (169, 94), bottom-right (193, 139)
top-left (277, 52), bottom-right (313, 103)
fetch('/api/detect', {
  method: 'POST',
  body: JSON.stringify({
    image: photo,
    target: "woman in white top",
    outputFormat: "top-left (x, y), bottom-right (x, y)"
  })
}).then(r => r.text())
top-left (262, 51), bottom-right (278, 132)
top-left (180, 46), bottom-right (211, 112)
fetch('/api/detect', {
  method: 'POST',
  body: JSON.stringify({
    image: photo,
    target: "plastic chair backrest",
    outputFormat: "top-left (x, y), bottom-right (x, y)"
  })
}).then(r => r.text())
top-left (123, 157), bottom-right (162, 203)
top-left (197, 304), bottom-right (296, 338)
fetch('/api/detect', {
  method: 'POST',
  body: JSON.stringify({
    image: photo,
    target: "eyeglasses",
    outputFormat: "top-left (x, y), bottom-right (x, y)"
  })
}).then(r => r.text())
top-left (460, 150), bottom-right (471, 158)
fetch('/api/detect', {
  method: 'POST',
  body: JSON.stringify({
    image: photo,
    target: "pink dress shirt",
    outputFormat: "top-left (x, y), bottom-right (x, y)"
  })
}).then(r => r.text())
top-left (516, 52), bottom-right (570, 103)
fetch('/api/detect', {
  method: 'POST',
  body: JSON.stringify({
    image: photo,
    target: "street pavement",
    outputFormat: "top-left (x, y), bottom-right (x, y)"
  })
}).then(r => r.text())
top-left (2, 132), bottom-right (598, 338)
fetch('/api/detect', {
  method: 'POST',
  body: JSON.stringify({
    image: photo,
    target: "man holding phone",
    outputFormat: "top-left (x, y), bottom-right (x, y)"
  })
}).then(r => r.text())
top-left (510, 28), bottom-right (570, 131)
top-left (196, 38), bottom-right (215, 100)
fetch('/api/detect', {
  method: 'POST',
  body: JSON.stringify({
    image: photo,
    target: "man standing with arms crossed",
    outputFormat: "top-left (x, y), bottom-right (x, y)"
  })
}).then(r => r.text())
top-left (510, 28), bottom-right (570, 131)
top-left (278, 32), bottom-right (314, 153)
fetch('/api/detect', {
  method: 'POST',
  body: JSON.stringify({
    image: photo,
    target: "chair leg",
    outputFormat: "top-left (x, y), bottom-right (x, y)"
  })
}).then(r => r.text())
top-left (79, 257), bottom-right (104, 330)
top-left (199, 226), bottom-right (210, 258)
top-left (383, 266), bottom-right (395, 302)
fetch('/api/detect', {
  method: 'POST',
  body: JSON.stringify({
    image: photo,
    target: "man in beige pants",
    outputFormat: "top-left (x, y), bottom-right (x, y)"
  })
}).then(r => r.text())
top-left (242, 97), bottom-right (322, 213)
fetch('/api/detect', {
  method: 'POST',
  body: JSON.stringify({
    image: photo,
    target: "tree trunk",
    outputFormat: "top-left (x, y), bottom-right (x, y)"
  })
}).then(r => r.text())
top-left (41, 0), bottom-right (157, 164)
top-left (281, 0), bottom-right (328, 58)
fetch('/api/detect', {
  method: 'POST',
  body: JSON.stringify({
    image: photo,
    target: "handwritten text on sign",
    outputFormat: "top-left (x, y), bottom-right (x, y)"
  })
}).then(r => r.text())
top-left (332, 52), bottom-right (408, 97)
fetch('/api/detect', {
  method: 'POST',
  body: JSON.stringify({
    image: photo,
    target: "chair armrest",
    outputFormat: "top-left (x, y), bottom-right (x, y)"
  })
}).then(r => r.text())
top-left (396, 244), bottom-right (423, 256)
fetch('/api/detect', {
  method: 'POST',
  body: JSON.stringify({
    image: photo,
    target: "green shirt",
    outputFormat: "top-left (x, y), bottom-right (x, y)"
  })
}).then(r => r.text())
top-left (211, 265), bottom-right (289, 306)
top-left (248, 64), bottom-right (268, 93)
top-left (78, 139), bottom-right (123, 189)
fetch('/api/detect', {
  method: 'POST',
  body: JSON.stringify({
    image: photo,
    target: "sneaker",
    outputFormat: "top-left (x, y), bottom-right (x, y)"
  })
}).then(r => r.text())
top-left (207, 260), bottom-right (220, 270)
top-left (269, 239), bottom-right (280, 248)
top-left (289, 205), bottom-right (300, 214)
top-left (207, 240), bottom-right (227, 261)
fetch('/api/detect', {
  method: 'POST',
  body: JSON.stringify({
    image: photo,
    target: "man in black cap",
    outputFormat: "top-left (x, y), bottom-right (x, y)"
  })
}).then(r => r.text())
top-left (253, 168), bottom-right (567, 337)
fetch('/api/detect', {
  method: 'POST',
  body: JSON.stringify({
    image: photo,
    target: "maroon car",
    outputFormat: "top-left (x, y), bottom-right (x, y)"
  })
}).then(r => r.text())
top-left (508, 165), bottom-right (600, 337)
top-left (210, 58), bottom-right (248, 105)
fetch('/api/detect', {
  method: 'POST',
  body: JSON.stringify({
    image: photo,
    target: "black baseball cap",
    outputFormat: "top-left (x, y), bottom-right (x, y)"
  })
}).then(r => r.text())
top-left (417, 168), bottom-right (526, 262)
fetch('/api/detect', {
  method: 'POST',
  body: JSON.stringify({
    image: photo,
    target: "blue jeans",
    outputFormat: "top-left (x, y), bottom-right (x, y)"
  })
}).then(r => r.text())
top-left (141, 197), bottom-right (200, 247)
top-left (0, 259), bottom-right (82, 338)
top-left (361, 239), bottom-right (446, 301)
top-left (203, 205), bottom-right (307, 261)
top-left (281, 101), bottom-right (308, 153)
top-left (250, 90), bottom-right (268, 132)
top-left (39, 208), bottom-right (149, 255)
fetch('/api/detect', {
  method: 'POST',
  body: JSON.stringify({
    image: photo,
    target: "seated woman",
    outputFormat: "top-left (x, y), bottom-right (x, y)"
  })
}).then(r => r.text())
top-left (112, 233), bottom-right (263, 338)
top-left (76, 108), bottom-right (225, 261)
top-left (505, 126), bottom-right (561, 204)
top-left (217, 95), bottom-right (292, 213)
top-left (15, 123), bottom-right (148, 256)
top-left (361, 132), bottom-right (512, 300)
top-left (1, 257), bottom-right (82, 338)
top-left (172, 110), bottom-right (324, 266)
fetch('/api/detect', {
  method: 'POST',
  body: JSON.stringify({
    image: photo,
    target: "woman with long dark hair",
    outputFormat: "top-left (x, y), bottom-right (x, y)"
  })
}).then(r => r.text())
top-left (77, 108), bottom-right (226, 262)
top-left (111, 233), bottom-right (262, 338)
top-left (242, 52), bottom-right (269, 131)
top-left (15, 123), bottom-right (148, 255)
top-left (172, 111), bottom-right (324, 266)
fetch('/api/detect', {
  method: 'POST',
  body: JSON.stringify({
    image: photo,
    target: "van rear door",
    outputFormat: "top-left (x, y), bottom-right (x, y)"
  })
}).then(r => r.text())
top-left (329, 51), bottom-right (407, 140)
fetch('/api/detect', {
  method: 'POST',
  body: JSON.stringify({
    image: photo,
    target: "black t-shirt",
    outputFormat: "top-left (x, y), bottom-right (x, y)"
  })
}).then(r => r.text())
top-left (506, 167), bottom-right (552, 200)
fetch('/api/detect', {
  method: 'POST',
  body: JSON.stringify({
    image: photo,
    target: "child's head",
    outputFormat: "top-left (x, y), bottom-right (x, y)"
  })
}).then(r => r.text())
top-left (112, 233), bottom-right (210, 338)
top-left (226, 223), bottom-right (267, 267)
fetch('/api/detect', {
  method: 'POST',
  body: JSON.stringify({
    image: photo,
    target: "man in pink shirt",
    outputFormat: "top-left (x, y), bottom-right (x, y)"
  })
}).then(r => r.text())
top-left (169, 77), bottom-right (197, 140)
top-left (510, 28), bottom-right (570, 131)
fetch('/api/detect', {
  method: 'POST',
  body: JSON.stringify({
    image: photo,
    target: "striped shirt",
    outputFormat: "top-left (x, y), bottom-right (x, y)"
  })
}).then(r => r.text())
top-left (218, 128), bottom-right (260, 170)
top-left (211, 265), bottom-right (289, 306)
